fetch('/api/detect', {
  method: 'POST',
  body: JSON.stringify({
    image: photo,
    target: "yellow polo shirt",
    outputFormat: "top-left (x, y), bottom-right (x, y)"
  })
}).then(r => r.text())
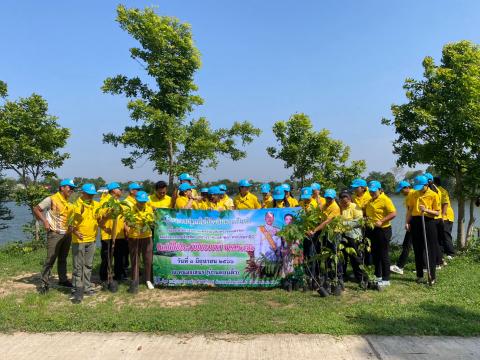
top-left (285, 196), bottom-right (299, 207)
top-left (127, 205), bottom-right (154, 239)
top-left (207, 201), bottom-right (225, 211)
top-left (149, 194), bottom-right (172, 209)
top-left (98, 194), bottom-right (126, 241)
top-left (175, 196), bottom-right (198, 209)
top-left (352, 191), bottom-right (372, 211)
top-left (408, 188), bottom-right (441, 218)
top-left (69, 197), bottom-right (100, 244)
top-left (234, 192), bottom-right (261, 209)
top-left (220, 195), bottom-right (234, 209)
top-left (437, 186), bottom-right (455, 222)
top-left (262, 195), bottom-right (274, 208)
top-left (365, 193), bottom-right (396, 228)
top-left (299, 198), bottom-right (318, 211)
top-left (341, 202), bottom-right (363, 221)
top-left (323, 200), bottom-right (341, 219)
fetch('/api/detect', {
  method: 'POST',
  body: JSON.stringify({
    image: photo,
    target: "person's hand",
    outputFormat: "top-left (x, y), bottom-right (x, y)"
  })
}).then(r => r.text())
top-left (375, 220), bottom-right (383, 228)
top-left (306, 230), bottom-right (314, 237)
top-left (405, 223), bottom-right (410, 231)
top-left (419, 205), bottom-right (426, 213)
top-left (74, 230), bottom-right (84, 240)
top-left (43, 220), bottom-right (50, 231)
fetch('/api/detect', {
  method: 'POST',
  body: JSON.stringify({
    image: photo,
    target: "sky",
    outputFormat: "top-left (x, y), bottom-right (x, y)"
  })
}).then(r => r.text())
top-left (1, 0), bottom-right (479, 183)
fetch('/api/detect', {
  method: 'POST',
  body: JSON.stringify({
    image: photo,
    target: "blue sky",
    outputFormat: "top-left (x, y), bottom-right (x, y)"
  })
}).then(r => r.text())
top-left (1, 0), bottom-right (479, 183)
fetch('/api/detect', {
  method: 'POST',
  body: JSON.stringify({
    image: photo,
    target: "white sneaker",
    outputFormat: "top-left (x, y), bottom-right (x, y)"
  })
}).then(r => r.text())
top-left (390, 265), bottom-right (404, 275)
top-left (375, 277), bottom-right (382, 282)
top-left (436, 265), bottom-right (442, 270)
top-left (447, 255), bottom-right (453, 260)
top-left (380, 280), bottom-right (390, 286)
top-left (146, 281), bottom-right (154, 290)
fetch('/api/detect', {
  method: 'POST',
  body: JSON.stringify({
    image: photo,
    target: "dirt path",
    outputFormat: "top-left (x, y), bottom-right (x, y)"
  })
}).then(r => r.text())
top-left (1, 333), bottom-right (479, 359)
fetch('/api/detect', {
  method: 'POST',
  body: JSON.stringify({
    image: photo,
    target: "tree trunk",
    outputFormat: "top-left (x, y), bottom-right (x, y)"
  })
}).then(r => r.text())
top-left (455, 171), bottom-right (466, 248)
top-left (466, 197), bottom-right (476, 246)
top-left (167, 140), bottom-right (175, 192)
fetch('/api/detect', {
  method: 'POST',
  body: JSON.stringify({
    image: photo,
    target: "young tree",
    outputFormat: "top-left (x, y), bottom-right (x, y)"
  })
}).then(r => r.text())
top-left (0, 82), bottom-right (70, 239)
top-left (102, 5), bottom-right (260, 188)
top-left (366, 171), bottom-right (396, 194)
top-left (382, 41), bottom-right (480, 248)
top-left (0, 172), bottom-right (13, 231)
top-left (267, 113), bottom-right (366, 189)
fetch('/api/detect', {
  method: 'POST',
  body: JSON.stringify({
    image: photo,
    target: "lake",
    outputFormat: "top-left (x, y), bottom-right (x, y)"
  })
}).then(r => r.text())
top-left (1, 196), bottom-right (478, 246)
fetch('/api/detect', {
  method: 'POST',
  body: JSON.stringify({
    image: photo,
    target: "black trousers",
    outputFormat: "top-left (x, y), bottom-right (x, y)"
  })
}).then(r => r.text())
top-left (341, 235), bottom-right (364, 282)
top-left (411, 216), bottom-right (437, 280)
top-left (101, 239), bottom-right (128, 281)
top-left (114, 238), bottom-right (129, 281)
top-left (397, 230), bottom-right (412, 268)
top-left (443, 221), bottom-right (456, 256)
top-left (366, 226), bottom-right (392, 281)
top-left (435, 219), bottom-right (445, 265)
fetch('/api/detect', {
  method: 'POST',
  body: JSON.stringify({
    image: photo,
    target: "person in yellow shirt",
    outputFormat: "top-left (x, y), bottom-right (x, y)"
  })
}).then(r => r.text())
top-left (425, 172), bottom-right (445, 267)
top-left (365, 181), bottom-right (397, 288)
top-left (149, 181), bottom-right (173, 210)
top-left (125, 191), bottom-right (154, 294)
top-left (260, 184), bottom-right (274, 208)
top-left (196, 188), bottom-right (210, 210)
top-left (298, 187), bottom-right (317, 211)
top-left (206, 186), bottom-right (226, 211)
top-left (218, 184), bottom-right (234, 210)
top-left (271, 185), bottom-right (287, 208)
top-left (282, 183), bottom-right (299, 207)
top-left (351, 178), bottom-right (372, 213)
top-left (311, 183), bottom-right (325, 209)
top-left (433, 177), bottom-right (455, 257)
top-left (124, 182), bottom-right (143, 208)
top-left (68, 184), bottom-right (100, 303)
top-left (234, 179), bottom-right (261, 209)
top-left (407, 175), bottom-right (441, 284)
top-left (98, 182), bottom-right (129, 287)
top-left (175, 183), bottom-right (198, 209)
top-left (390, 181), bottom-right (414, 275)
top-left (338, 190), bottom-right (364, 283)
top-left (178, 173), bottom-right (198, 198)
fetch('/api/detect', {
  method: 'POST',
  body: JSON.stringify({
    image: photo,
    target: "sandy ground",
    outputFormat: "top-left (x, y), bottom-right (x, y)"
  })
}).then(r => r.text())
top-left (1, 333), bottom-right (479, 360)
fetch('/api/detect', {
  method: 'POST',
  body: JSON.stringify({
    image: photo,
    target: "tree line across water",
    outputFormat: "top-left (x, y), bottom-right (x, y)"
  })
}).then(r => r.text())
top-left (0, 5), bottom-right (479, 249)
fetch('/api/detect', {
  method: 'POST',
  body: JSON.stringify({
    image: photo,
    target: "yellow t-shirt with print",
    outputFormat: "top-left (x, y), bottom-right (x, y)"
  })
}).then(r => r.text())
top-left (365, 193), bottom-right (396, 228)
top-left (408, 188), bottom-right (441, 218)
top-left (234, 193), bottom-right (261, 209)
top-left (69, 197), bottom-right (100, 244)
top-left (127, 205), bottom-right (154, 239)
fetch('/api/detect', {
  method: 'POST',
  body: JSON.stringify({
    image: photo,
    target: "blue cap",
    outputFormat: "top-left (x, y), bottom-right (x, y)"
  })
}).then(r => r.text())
top-left (178, 173), bottom-right (194, 182)
top-left (238, 179), bottom-right (251, 187)
top-left (281, 183), bottom-right (291, 192)
top-left (208, 186), bottom-right (224, 195)
top-left (310, 183), bottom-right (321, 191)
top-left (135, 191), bottom-right (149, 203)
top-left (260, 184), bottom-right (271, 194)
top-left (219, 184), bottom-right (227, 192)
top-left (424, 172), bottom-right (434, 181)
top-left (81, 183), bottom-right (97, 195)
top-left (396, 180), bottom-right (411, 193)
top-left (368, 181), bottom-right (382, 192)
top-left (107, 182), bottom-right (120, 191)
top-left (200, 187), bottom-right (209, 193)
top-left (272, 186), bottom-right (286, 200)
top-left (413, 175), bottom-right (429, 191)
top-left (178, 183), bottom-right (195, 192)
top-left (300, 187), bottom-right (313, 200)
top-left (60, 178), bottom-right (76, 188)
top-left (351, 178), bottom-right (367, 188)
top-left (324, 189), bottom-right (336, 199)
top-left (128, 182), bottom-right (143, 191)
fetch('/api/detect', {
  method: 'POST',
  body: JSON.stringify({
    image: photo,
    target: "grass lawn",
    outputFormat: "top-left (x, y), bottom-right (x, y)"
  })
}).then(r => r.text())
top-left (1, 243), bottom-right (479, 335)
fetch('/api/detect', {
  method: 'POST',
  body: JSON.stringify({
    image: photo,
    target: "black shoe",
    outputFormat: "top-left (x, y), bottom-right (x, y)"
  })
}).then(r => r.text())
top-left (84, 289), bottom-right (97, 297)
top-left (59, 280), bottom-right (73, 288)
top-left (38, 284), bottom-right (49, 295)
top-left (70, 288), bottom-right (84, 304)
top-left (101, 282), bottom-right (109, 291)
top-left (128, 281), bottom-right (139, 294)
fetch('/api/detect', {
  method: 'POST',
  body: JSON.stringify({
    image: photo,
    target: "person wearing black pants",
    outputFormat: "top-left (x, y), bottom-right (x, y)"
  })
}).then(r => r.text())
top-left (364, 180), bottom-right (397, 288)
top-left (407, 175), bottom-right (441, 284)
top-left (391, 180), bottom-right (413, 275)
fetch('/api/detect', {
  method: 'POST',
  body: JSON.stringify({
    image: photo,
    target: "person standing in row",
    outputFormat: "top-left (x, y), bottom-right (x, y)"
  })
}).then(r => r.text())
top-left (178, 173), bottom-right (198, 199)
top-left (68, 184), bottom-right (100, 303)
top-left (298, 187), bottom-right (317, 211)
top-left (175, 183), bottom-right (198, 209)
top-left (433, 177), bottom-right (456, 259)
top-left (124, 182), bottom-right (143, 207)
top-left (281, 184), bottom-right (299, 207)
top-left (219, 184), bottom-right (234, 210)
top-left (390, 180), bottom-right (414, 275)
top-left (261, 184), bottom-right (274, 208)
top-left (197, 188), bottom-right (210, 210)
top-left (207, 186), bottom-right (226, 210)
top-left (351, 178), bottom-right (372, 214)
top-left (234, 179), bottom-right (261, 209)
top-left (34, 179), bottom-right (76, 294)
top-left (98, 182), bottom-right (128, 285)
top-left (310, 183), bottom-right (325, 209)
top-left (126, 191), bottom-right (154, 293)
top-left (407, 175), bottom-right (440, 285)
top-left (149, 181), bottom-right (173, 210)
top-left (365, 181), bottom-right (397, 288)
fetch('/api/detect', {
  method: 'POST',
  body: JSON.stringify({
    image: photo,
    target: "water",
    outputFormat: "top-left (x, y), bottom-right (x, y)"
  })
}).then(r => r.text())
top-left (1, 196), bottom-right (479, 246)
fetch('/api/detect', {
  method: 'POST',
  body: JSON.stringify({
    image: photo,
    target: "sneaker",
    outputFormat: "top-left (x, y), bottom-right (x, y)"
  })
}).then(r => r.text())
top-left (446, 255), bottom-right (454, 260)
top-left (378, 280), bottom-right (391, 287)
top-left (70, 289), bottom-right (83, 304)
top-left (38, 285), bottom-right (49, 295)
top-left (375, 277), bottom-right (382, 282)
top-left (58, 280), bottom-right (73, 288)
top-left (436, 265), bottom-right (442, 270)
top-left (146, 281), bottom-right (154, 290)
top-left (390, 265), bottom-right (404, 275)
top-left (128, 282), bottom-right (139, 294)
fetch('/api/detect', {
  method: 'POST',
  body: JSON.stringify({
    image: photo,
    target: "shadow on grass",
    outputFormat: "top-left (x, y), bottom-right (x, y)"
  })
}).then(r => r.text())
top-left (351, 303), bottom-right (480, 336)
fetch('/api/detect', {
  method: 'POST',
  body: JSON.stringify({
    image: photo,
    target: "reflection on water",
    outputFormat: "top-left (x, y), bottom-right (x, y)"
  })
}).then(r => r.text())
top-left (1, 196), bottom-right (479, 246)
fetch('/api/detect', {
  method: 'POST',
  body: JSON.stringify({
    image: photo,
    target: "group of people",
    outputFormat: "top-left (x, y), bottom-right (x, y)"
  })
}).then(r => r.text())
top-left (32, 171), bottom-right (455, 303)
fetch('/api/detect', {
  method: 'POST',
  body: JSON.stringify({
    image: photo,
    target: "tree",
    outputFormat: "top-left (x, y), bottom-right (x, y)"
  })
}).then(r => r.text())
top-left (382, 41), bottom-right (480, 248)
top-left (0, 81), bottom-right (70, 239)
top-left (366, 171), bottom-right (396, 194)
top-left (267, 113), bottom-right (366, 189)
top-left (0, 172), bottom-right (13, 230)
top-left (102, 5), bottom-right (260, 188)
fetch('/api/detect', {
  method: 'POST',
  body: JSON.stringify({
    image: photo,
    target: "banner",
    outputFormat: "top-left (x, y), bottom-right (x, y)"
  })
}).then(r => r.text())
top-left (153, 208), bottom-right (300, 287)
